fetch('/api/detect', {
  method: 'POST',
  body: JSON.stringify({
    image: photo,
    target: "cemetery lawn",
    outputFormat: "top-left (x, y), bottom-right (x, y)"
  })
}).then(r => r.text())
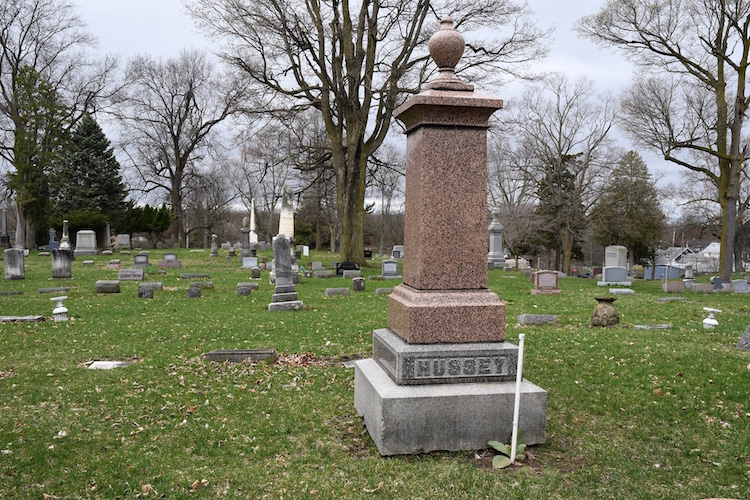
top-left (1, 251), bottom-right (749, 499)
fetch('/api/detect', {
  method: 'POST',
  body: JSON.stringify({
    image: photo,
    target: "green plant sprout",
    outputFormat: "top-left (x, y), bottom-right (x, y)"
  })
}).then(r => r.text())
top-left (488, 429), bottom-right (525, 469)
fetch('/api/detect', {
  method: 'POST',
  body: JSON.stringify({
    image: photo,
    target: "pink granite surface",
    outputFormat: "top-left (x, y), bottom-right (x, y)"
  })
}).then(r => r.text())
top-left (387, 285), bottom-right (506, 343)
top-left (396, 91), bottom-right (502, 291)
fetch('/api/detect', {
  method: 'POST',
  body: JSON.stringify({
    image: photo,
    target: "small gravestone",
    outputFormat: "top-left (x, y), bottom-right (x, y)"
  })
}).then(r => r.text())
top-left (304, 270), bottom-right (313, 278)
top-left (710, 276), bottom-right (723, 290)
top-left (51, 249), bottom-right (73, 279)
top-left (530, 270), bottom-right (560, 295)
top-left (391, 245), bottom-right (404, 260)
top-left (375, 288), bottom-right (393, 296)
top-left (634, 324), bottom-right (672, 330)
top-left (268, 235), bottom-right (303, 311)
top-left (315, 270), bottom-right (334, 279)
top-left (116, 234), bottom-right (130, 249)
top-left (187, 286), bottom-right (201, 298)
top-left (732, 279), bottom-right (749, 293)
top-left (683, 278), bottom-right (695, 289)
top-left (133, 253), bottom-right (149, 268)
top-left (325, 287), bottom-right (350, 297)
top-left (181, 273), bottom-right (210, 279)
top-left (364, 249), bottom-right (372, 259)
top-left (737, 324), bottom-right (750, 351)
top-left (203, 349), bottom-right (277, 363)
top-left (610, 288), bottom-right (635, 295)
top-left (353, 277), bottom-right (365, 292)
top-left (379, 259), bottom-right (401, 280)
top-left (120, 250), bottom-right (131, 255)
top-left (242, 256), bottom-right (258, 269)
top-left (38, 251), bottom-right (50, 256)
top-left (336, 261), bottom-right (360, 276)
top-left (39, 287), bottom-right (69, 294)
top-left (88, 360), bottom-right (131, 370)
top-left (83, 260), bottom-right (94, 266)
top-left (190, 281), bottom-right (213, 289)
top-left (95, 280), bottom-right (120, 293)
top-left (692, 283), bottom-right (714, 293)
top-left (106, 259), bottom-right (121, 269)
top-left (684, 264), bottom-right (694, 279)
top-left (118, 268), bottom-right (144, 281)
top-left (251, 267), bottom-right (261, 279)
top-left (661, 280), bottom-right (685, 293)
top-left (0, 291), bottom-right (23, 296)
top-left (158, 252), bottom-right (181, 268)
top-left (226, 246), bottom-right (236, 261)
top-left (138, 286), bottom-right (154, 299)
top-left (237, 282), bottom-right (256, 296)
top-left (140, 282), bottom-right (163, 291)
top-left (312, 261), bottom-right (323, 271)
top-left (343, 269), bottom-right (362, 279)
top-left (73, 230), bottom-right (97, 256)
top-left (4, 248), bottom-right (24, 280)
top-left (0, 315), bottom-right (45, 323)
top-left (517, 314), bottom-right (558, 326)
top-left (101, 250), bottom-right (113, 256)
top-left (210, 234), bottom-right (219, 257)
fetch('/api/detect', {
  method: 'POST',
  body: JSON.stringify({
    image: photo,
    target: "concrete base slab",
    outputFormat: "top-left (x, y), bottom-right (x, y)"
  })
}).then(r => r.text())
top-left (597, 281), bottom-right (632, 286)
top-left (354, 358), bottom-right (546, 456)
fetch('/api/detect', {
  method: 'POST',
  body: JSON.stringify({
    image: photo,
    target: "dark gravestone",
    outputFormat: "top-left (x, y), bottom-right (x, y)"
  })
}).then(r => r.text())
top-left (336, 261), bottom-right (360, 276)
top-left (268, 235), bottom-right (303, 311)
top-left (138, 286), bottom-right (154, 299)
top-left (364, 250), bottom-right (373, 259)
top-left (118, 268), bottom-right (144, 281)
top-left (187, 286), bottom-right (202, 298)
top-left (95, 280), bottom-right (120, 293)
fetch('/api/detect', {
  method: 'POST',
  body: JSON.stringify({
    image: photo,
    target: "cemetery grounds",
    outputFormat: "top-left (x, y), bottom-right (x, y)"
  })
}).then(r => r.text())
top-left (0, 250), bottom-right (749, 499)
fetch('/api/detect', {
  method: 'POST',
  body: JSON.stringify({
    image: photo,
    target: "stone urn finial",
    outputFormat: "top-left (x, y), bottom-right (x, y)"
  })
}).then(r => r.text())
top-left (426, 17), bottom-right (474, 91)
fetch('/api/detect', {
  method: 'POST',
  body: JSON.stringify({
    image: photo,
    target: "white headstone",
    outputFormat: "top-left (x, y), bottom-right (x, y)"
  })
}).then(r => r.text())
top-left (73, 230), bottom-right (97, 256)
top-left (604, 245), bottom-right (627, 268)
top-left (278, 186), bottom-right (295, 240)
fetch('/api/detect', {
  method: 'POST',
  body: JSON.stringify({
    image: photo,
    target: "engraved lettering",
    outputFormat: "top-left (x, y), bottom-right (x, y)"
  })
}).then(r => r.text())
top-left (417, 360), bottom-right (430, 378)
top-left (463, 359), bottom-right (476, 375)
top-left (448, 359), bottom-right (461, 375)
top-left (493, 356), bottom-right (508, 375)
top-left (478, 358), bottom-right (491, 375)
top-left (433, 359), bottom-right (445, 376)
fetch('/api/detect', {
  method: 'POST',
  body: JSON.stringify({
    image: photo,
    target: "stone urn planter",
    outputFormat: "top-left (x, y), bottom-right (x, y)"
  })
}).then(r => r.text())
top-left (591, 297), bottom-right (619, 327)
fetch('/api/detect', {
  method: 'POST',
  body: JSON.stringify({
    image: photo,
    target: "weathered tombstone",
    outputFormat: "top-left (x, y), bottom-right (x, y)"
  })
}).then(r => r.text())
top-left (209, 234), bottom-right (218, 257)
top-left (391, 245), bottom-right (404, 260)
top-left (95, 280), bottom-right (120, 293)
top-left (58, 220), bottom-right (71, 251)
top-left (353, 277), bottom-right (366, 292)
top-left (249, 200), bottom-right (259, 245)
top-left (354, 19), bottom-right (545, 456)
top-left (518, 314), bottom-right (558, 326)
top-left (325, 287), bottom-right (350, 297)
top-left (133, 253), bottom-right (149, 268)
top-left (251, 266), bottom-right (261, 279)
top-left (691, 282), bottom-right (714, 293)
top-left (158, 252), bottom-right (181, 268)
top-left (732, 279), bottom-right (749, 293)
top-left (336, 261), bottom-right (360, 276)
top-left (187, 286), bottom-right (201, 298)
top-left (73, 230), bottom-right (97, 256)
top-left (118, 268), bottom-right (144, 281)
top-left (0, 209), bottom-right (8, 247)
top-left (116, 233), bottom-right (130, 249)
top-left (138, 286), bottom-right (154, 299)
top-left (684, 264), bottom-right (694, 279)
top-left (242, 256), bottom-right (258, 269)
top-left (343, 269), bottom-right (362, 279)
top-left (487, 210), bottom-right (505, 267)
top-left (237, 282), bottom-right (254, 297)
top-left (375, 288), bottom-right (393, 296)
top-left (51, 249), bottom-right (72, 279)
top-left (190, 281), bottom-right (213, 289)
top-left (226, 246), bottom-right (236, 261)
top-left (140, 282), bottom-right (163, 291)
top-left (530, 270), bottom-right (560, 295)
top-left (268, 234), bottom-right (303, 311)
top-left (4, 248), bottom-right (24, 280)
top-left (737, 324), bottom-right (750, 351)
top-left (278, 185), bottom-right (295, 241)
top-left (661, 280), bottom-right (685, 293)
top-left (312, 261), bottom-right (323, 271)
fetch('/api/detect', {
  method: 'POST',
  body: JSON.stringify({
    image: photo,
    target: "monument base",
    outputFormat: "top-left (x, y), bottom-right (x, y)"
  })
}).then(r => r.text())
top-left (530, 289), bottom-right (561, 295)
top-left (268, 301), bottom-right (303, 311)
top-left (387, 285), bottom-right (506, 343)
top-left (354, 358), bottom-right (546, 456)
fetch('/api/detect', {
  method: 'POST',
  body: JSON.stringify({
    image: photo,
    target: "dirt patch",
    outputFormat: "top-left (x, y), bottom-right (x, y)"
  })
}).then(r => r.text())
top-left (468, 446), bottom-right (588, 474)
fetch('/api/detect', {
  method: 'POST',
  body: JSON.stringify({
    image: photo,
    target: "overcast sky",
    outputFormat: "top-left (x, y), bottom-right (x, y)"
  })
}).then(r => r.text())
top-left (73, 0), bottom-right (681, 208)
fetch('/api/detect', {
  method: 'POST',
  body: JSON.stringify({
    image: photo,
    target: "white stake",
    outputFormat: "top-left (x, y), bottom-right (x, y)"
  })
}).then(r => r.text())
top-left (510, 333), bottom-right (525, 464)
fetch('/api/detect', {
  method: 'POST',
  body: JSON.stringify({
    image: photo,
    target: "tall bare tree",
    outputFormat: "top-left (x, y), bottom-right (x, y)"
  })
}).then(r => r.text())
top-left (577, 0), bottom-right (750, 281)
top-left (510, 74), bottom-right (619, 273)
top-left (188, 0), bottom-right (549, 264)
top-left (368, 144), bottom-right (405, 256)
top-left (0, 0), bottom-right (116, 248)
top-left (115, 49), bottom-right (248, 246)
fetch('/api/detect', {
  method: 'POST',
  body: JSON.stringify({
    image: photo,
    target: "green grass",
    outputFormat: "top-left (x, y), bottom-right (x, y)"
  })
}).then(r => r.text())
top-left (1, 250), bottom-right (749, 498)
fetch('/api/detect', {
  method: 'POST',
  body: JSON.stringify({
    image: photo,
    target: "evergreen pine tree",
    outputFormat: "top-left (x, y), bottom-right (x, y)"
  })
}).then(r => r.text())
top-left (55, 114), bottom-right (128, 224)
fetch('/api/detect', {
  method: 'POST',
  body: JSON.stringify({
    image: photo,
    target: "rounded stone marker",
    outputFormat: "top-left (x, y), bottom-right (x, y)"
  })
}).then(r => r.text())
top-left (187, 286), bottom-right (201, 298)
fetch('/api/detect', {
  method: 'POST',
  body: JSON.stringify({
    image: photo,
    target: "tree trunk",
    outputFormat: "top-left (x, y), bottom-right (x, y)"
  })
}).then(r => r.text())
top-left (334, 148), bottom-right (367, 266)
top-left (721, 194), bottom-right (737, 280)
top-left (561, 230), bottom-right (572, 275)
